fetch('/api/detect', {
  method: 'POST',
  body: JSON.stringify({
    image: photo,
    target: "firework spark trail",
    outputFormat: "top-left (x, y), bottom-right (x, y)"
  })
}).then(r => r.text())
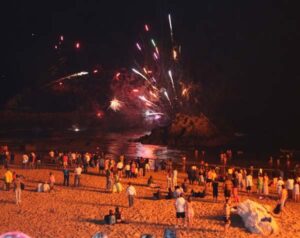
top-left (163, 90), bottom-right (172, 106)
top-left (46, 71), bottom-right (89, 86)
top-left (132, 68), bottom-right (149, 81)
top-left (138, 95), bottom-right (159, 107)
top-left (168, 70), bottom-right (176, 95)
top-left (151, 39), bottom-right (157, 48)
top-left (136, 42), bottom-right (142, 51)
top-left (168, 14), bottom-right (174, 42)
top-left (109, 14), bottom-right (193, 124)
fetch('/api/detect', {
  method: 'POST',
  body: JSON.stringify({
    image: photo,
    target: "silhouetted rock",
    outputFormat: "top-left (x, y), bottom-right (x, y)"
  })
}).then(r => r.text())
top-left (138, 113), bottom-right (231, 147)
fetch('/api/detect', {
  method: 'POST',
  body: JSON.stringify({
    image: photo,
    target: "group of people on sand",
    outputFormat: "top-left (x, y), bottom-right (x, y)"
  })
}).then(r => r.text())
top-left (2, 144), bottom-right (300, 234)
top-left (2, 168), bottom-right (24, 205)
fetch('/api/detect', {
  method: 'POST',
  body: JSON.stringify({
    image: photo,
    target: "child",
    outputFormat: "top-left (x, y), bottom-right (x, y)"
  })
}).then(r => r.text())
top-left (49, 172), bottom-right (55, 191)
top-left (185, 196), bottom-right (194, 228)
top-left (224, 198), bottom-right (231, 232)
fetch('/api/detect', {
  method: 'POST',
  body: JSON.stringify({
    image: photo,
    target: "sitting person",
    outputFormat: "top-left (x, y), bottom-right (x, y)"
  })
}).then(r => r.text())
top-left (191, 187), bottom-right (206, 198)
top-left (115, 206), bottom-right (125, 223)
top-left (147, 176), bottom-right (154, 186)
top-left (147, 176), bottom-right (159, 188)
top-left (153, 188), bottom-right (161, 200)
top-left (104, 209), bottom-right (116, 225)
top-left (43, 181), bottom-right (50, 192)
top-left (166, 188), bottom-right (174, 199)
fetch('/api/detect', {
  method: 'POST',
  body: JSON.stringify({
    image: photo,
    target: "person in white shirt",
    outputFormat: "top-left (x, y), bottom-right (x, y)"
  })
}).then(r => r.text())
top-left (74, 165), bottom-right (82, 187)
top-left (172, 169), bottom-right (178, 188)
top-left (294, 182), bottom-right (299, 202)
top-left (286, 178), bottom-right (294, 199)
top-left (126, 182), bottom-right (136, 207)
top-left (246, 173), bottom-right (253, 194)
top-left (175, 194), bottom-right (186, 227)
top-left (117, 161), bottom-right (124, 178)
top-left (22, 154), bottom-right (29, 169)
top-left (276, 177), bottom-right (284, 197)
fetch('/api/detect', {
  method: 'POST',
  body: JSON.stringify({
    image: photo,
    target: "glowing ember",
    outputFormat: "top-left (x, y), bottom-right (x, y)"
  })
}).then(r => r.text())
top-left (109, 98), bottom-right (122, 111)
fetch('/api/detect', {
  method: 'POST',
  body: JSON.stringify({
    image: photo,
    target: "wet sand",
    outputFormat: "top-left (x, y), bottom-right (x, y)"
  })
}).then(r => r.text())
top-left (0, 168), bottom-right (299, 238)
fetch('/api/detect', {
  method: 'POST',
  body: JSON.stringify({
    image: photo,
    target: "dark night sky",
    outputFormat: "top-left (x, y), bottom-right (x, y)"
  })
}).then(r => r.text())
top-left (0, 1), bottom-right (299, 140)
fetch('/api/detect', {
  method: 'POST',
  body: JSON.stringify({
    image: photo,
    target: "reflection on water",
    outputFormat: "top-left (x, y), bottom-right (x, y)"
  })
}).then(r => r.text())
top-left (0, 130), bottom-right (184, 161)
top-left (99, 132), bottom-right (183, 160)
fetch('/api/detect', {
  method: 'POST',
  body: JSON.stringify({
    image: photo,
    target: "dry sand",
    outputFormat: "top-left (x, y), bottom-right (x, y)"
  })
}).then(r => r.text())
top-left (0, 168), bottom-right (299, 238)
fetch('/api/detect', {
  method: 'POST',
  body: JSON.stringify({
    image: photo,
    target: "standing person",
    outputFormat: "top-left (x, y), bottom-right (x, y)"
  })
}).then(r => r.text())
top-left (105, 169), bottom-right (113, 192)
top-left (246, 172), bottom-right (253, 194)
top-left (172, 168), bottom-right (178, 188)
top-left (263, 173), bottom-right (269, 198)
top-left (14, 175), bottom-right (22, 205)
top-left (22, 154), bottom-right (29, 169)
top-left (4, 168), bottom-right (13, 191)
top-left (62, 154), bottom-right (68, 168)
top-left (126, 182), bottom-right (136, 207)
top-left (212, 179), bottom-right (219, 202)
top-left (224, 198), bottom-right (231, 232)
top-left (286, 177), bottom-right (294, 199)
top-left (257, 175), bottom-right (263, 197)
top-left (63, 166), bottom-right (70, 186)
top-left (224, 177), bottom-right (233, 200)
top-left (117, 160), bottom-right (124, 178)
top-left (167, 170), bottom-right (173, 189)
top-left (185, 196), bottom-right (194, 228)
top-left (232, 174), bottom-right (240, 203)
top-left (277, 177), bottom-right (284, 197)
top-left (74, 164), bottom-right (82, 187)
top-left (279, 185), bottom-right (288, 214)
top-left (294, 182), bottom-right (299, 202)
top-left (125, 162), bottom-right (131, 178)
top-left (181, 156), bottom-right (187, 172)
top-left (49, 172), bottom-right (55, 191)
top-left (36, 154), bottom-right (42, 169)
top-left (175, 193), bottom-right (186, 228)
top-left (99, 156), bottom-right (105, 175)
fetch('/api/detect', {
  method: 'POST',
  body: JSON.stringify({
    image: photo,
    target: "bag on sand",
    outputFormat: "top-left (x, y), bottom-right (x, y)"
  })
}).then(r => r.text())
top-left (273, 204), bottom-right (281, 214)
top-left (164, 228), bottom-right (176, 238)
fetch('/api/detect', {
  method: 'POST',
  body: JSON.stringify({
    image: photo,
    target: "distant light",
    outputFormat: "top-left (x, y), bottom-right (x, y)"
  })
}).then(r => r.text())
top-left (173, 49), bottom-right (178, 60)
top-left (31, 33), bottom-right (35, 37)
top-left (153, 52), bottom-right (158, 60)
top-left (59, 82), bottom-right (63, 86)
top-left (96, 112), bottom-right (103, 118)
top-left (54, 45), bottom-right (58, 49)
top-left (132, 89), bottom-right (139, 93)
top-left (145, 24), bottom-right (149, 32)
top-left (60, 35), bottom-right (64, 41)
top-left (75, 42), bottom-right (80, 49)
top-left (136, 42), bottom-right (142, 51)
top-left (115, 72), bottom-right (121, 80)
top-left (74, 128), bottom-right (80, 132)
top-left (93, 69), bottom-right (98, 74)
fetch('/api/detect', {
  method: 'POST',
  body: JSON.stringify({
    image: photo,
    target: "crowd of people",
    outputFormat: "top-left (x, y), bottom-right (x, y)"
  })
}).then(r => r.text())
top-left (1, 145), bottom-right (300, 231)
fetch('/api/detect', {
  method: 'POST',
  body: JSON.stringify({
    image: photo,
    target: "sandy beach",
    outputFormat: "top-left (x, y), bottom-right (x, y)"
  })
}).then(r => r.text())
top-left (0, 168), bottom-right (299, 238)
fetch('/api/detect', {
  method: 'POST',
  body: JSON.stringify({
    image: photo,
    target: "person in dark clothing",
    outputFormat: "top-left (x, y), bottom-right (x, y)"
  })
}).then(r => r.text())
top-left (212, 179), bottom-right (219, 202)
top-left (153, 188), bottom-right (161, 200)
top-left (115, 206), bottom-right (124, 223)
top-left (166, 188), bottom-right (174, 199)
top-left (63, 166), bottom-right (70, 186)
